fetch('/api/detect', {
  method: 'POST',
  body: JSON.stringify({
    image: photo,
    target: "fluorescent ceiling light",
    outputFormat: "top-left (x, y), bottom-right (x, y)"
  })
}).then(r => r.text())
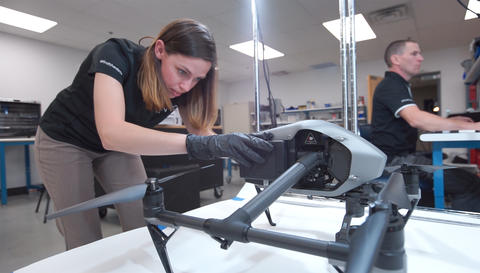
top-left (0, 6), bottom-right (57, 33)
top-left (229, 40), bottom-right (284, 60)
top-left (464, 0), bottom-right (480, 20)
top-left (322, 14), bottom-right (376, 42)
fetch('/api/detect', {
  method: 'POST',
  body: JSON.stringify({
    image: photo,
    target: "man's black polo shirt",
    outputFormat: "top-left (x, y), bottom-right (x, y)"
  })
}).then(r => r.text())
top-left (371, 71), bottom-right (418, 160)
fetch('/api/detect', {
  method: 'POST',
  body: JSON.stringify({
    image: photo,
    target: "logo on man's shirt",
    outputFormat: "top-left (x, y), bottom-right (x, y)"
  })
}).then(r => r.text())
top-left (401, 98), bottom-right (413, 103)
top-left (99, 60), bottom-right (123, 76)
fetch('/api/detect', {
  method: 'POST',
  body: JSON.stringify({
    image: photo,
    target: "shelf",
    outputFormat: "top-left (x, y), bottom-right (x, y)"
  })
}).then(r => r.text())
top-left (326, 119), bottom-right (343, 123)
top-left (283, 105), bottom-right (365, 114)
top-left (465, 57), bottom-right (480, 84)
top-left (283, 106), bottom-right (342, 114)
top-left (249, 105), bottom-right (367, 129)
top-left (253, 121), bottom-right (291, 126)
top-left (326, 117), bottom-right (366, 123)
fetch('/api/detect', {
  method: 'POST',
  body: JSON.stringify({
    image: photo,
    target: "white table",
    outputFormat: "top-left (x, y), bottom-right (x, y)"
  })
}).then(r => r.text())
top-left (15, 184), bottom-right (480, 273)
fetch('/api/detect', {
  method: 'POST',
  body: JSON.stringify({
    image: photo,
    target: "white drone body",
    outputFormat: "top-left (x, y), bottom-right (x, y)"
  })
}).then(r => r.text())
top-left (242, 120), bottom-right (387, 197)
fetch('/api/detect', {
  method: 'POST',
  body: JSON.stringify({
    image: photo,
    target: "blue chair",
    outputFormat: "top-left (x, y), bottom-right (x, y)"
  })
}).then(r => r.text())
top-left (359, 124), bottom-right (372, 142)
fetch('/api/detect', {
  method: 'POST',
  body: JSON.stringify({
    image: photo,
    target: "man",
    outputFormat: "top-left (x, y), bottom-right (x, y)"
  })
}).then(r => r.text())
top-left (371, 39), bottom-right (480, 211)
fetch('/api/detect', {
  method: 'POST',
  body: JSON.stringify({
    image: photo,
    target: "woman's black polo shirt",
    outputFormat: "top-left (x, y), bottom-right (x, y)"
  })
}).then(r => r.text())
top-left (40, 38), bottom-right (172, 153)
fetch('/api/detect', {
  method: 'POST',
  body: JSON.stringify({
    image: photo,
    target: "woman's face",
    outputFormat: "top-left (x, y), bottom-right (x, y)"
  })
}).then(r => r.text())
top-left (155, 40), bottom-right (212, 98)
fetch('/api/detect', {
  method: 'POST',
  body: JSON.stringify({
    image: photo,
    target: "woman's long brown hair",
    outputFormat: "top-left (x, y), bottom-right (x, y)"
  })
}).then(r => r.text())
top-left (138, 18), bottom-right (218, 129)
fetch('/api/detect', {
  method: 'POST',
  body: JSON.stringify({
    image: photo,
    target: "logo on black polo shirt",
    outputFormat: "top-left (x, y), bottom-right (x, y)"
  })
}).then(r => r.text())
top-left (99, 60), bottom-right (123, 76)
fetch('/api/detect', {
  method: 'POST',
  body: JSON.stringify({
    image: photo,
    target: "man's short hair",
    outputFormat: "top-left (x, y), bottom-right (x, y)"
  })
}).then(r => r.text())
top-left (384, 39), bottom-right (417, 67)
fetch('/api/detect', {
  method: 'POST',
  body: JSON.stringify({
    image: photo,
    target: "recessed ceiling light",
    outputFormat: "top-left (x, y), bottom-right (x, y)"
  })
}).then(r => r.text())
top-left (0, 6), bottom-right (57, 33)
top-left (464, 0), bottom-right (480, 20)
top-left (229, 40), bottom-right (284, 60)
top-left (322, 14), bottom-right (376, 42)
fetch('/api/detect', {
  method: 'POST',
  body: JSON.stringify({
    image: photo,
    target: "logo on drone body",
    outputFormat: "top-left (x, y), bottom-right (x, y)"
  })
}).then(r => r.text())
top-left (304, 133), bottom-right (318, 145)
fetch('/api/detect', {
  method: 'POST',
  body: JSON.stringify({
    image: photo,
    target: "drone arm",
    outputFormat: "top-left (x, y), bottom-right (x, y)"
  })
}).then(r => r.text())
top-left (241, 152), bottom-right (322, 223)
top-left (154, 209), bottom-right (350, 261)
top-left (247, 227), bottom-right (349, 260)
top-left (155, 210), bottom-right (207, 230)
top-left (345, 208), bottom-right (390, 273)
top-left (194, 152), bottom-right (322, 244)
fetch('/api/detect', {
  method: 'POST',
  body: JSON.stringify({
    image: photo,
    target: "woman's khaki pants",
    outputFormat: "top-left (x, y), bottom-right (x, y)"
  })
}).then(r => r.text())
top-left (34, 128), bottom-right (146, 250)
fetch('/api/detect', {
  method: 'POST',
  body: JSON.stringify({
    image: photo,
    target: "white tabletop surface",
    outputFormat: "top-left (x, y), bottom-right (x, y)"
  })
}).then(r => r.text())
top-left (15, 184), bottom-right (480, 273)
top-left (0, 137), bottom-right (35, 142)
top-left (420, 131), bottom-right (480, 142)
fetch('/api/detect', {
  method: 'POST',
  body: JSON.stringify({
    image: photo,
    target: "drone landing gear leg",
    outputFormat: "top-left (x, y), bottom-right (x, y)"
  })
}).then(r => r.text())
top-left (335, 214), bottom-right (353, 244)
top-left (254, 185), bottom-right (276, 226)
top-left (335, 193), bottom-right (365, 244)
top-left (329, 213), bottom-right (353, 273)
top-left (147, 223), bottom-right (176, 273)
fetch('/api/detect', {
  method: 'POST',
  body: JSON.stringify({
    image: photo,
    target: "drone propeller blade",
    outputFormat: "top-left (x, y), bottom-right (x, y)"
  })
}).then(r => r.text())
top-left (47, 164), bottom-right (215, 220)
top-left (385, 163), bottom-right (455, 174)
top-left (155, 164), bottom-right (214, 184)
top-left (345, 209), bottom-right (390, 273)
top-left (378, 172), bottom-right (411, 209)
top-left (46, 183), bottom-right (148, 220)
top-left (414, 164), bottom-right (455, 173)
top-left (384, 165), bottom-right (400, 173)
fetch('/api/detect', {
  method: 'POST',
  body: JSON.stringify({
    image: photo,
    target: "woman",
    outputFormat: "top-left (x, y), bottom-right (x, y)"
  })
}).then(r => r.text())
top-left (34, 19), bottom-right (273, 250)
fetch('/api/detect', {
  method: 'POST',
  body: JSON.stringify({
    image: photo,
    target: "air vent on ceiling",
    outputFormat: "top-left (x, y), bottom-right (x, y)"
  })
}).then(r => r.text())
top-left (310, 62), bottom-right (337, 70)
top-left (272, 70), bottom-right (289, 76)
top-left (367, 4), bottom-right (411, 25)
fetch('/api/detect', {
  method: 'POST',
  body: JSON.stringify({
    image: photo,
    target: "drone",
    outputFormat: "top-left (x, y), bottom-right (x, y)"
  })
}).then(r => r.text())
top-left (47, 120), bottom-right (447, 273)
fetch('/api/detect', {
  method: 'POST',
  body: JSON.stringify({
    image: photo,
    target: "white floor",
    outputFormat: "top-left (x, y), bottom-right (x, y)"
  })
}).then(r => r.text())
top-left (1, 169), bottom-right (245, 273)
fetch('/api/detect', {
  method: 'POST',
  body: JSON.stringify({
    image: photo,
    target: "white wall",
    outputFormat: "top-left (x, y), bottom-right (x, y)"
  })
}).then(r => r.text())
top-left (421, 46), bottom-right (471, 115)
top-left (217, 81), bottom-right (229, 107)
top-left (224, 45), bottom-right (470, 117)
top-left (0, 33), bottom-right (87, 112)
top-left (1, 32), bottom-right (87, 188)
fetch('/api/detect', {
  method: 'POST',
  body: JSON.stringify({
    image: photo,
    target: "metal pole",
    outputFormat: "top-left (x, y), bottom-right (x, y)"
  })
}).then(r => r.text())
top-left (251, 0), bottom-right (260, 132)
top-left (348, 0), bottom-right (358, 134)
top-left (339, 0), bottom-right (349, 130)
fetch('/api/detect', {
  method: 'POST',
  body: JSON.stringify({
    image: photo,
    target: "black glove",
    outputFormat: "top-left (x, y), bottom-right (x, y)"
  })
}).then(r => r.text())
top-left (249, 131), bottom-right (274, 141)
top-left (186, 133), bottom-right (274, 167)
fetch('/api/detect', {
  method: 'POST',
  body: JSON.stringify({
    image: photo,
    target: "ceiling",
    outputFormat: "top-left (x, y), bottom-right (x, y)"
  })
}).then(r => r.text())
top-left (1, 0), bottom-right (479, 83)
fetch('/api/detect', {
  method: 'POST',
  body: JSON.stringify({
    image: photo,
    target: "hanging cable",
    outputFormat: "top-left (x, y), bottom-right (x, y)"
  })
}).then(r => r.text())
top-left (256, 6), bottom-right (278, 128)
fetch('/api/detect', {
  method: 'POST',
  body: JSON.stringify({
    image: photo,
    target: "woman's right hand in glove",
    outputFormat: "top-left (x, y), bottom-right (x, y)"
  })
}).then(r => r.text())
top-left (185, 132), bottom-right (274, 167)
